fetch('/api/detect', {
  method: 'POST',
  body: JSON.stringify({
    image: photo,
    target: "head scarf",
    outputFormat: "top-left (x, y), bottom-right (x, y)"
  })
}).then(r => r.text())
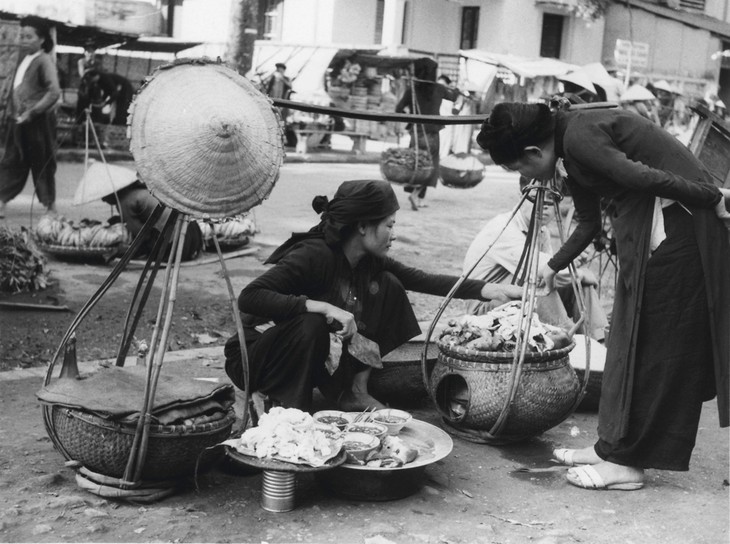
top-left (266, 179), bottom-right (399, 263)
top-left (476, 102), bottom-right (554, 165)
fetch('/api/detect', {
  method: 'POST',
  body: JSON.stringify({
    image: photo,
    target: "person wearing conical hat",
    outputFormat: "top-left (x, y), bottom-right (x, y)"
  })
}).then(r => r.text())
top-left (224, 179), bottom-right (521, 414)
top-left (101, 179), bottom-right (202, 262)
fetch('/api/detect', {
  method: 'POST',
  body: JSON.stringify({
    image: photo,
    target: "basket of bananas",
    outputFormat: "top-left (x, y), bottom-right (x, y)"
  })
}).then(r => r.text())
top-left (198, 215), bottom-right (256, 252)
top-left (34, 214), bottom-right (132, 260)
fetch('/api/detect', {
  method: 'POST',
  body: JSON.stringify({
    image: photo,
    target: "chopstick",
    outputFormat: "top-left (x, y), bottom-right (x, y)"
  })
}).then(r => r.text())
top-left (352, 406), bottom-right (376, 423)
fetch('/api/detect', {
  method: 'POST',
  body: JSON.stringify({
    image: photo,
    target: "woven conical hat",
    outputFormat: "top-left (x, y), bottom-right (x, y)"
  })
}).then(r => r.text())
top-left (129, 60), bottom-right (284, 219)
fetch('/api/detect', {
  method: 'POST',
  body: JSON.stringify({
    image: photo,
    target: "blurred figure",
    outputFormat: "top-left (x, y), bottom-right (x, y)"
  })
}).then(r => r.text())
top-left (0, 17), bottom-right (61, 219)
top-left (76, 68), bottom-right (135, 126)
top-left (263, 62), bottom-right (296, 148)
top-left (437, 75), bottom-right (461, 158)
top-left (396, 59), bottom-right (458, 210)
top-left (620, 84), bottom-right (660, 125)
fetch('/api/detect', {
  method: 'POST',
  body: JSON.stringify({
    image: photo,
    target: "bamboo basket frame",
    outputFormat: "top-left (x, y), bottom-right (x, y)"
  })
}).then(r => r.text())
top-left (420, 175), bottom-right (593, 443)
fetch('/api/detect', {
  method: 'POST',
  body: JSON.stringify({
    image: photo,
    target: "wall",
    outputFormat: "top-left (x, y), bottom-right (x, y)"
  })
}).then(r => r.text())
top-left (475, 0), bottom-right (603, 65)
top-left (174, 0), bottom-right (234, 44)
top-left (602, 3), bottom-right (718, 95)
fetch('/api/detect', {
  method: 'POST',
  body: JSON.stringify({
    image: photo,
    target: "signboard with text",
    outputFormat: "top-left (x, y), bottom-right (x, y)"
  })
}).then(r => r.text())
top-left (614, 39), bottom-right (649, 69)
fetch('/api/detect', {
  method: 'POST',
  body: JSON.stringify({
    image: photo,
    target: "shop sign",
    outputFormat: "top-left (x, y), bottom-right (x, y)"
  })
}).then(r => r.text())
top-left (614, 39), bottom-right (649, 69)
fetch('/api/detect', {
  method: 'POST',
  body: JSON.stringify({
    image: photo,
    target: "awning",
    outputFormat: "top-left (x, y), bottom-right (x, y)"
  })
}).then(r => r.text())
top-left (459, 49), bottom-right (577, 79)
top-left (113, 37), bottom-right (203, 54)
top-left (0, 10), bottom-right (137, 49)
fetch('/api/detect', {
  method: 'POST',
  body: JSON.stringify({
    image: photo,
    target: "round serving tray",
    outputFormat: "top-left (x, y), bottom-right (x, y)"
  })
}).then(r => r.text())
top-left (225, 447), bottom-right (347, 473)
top-left (339, 419), bottom-right (453, 471)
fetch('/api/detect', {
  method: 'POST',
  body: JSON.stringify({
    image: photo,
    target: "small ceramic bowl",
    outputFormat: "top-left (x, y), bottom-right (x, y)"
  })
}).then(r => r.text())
top-left (345, 421), bottom-right (388, 442)
top-left (313, 410), bottom-right (352, 431)
top-left (342, 431), bottom-right (380, 463)
top-left (372, 408), bottom-right (412, 435)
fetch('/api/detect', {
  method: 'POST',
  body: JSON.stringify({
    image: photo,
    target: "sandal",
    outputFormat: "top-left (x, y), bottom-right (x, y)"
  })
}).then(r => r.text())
top-left (566, 465), bottom-right (644, 491)
top-left (553, 448), bottom-right (579, 466)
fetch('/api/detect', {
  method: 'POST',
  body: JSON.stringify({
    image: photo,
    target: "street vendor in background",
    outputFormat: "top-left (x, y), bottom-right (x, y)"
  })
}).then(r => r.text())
top-left (100, 179), bottom-right (202, 261)
top-left (476, 101), bottom-right (730, 492)
top-left (262, 62), bottom-right (297, 148)
top-left (395, 60), bottom-right (458, 211)
top-left (224, 179), bottom-right (522, 415)
top-left (463, 175), bottom-right (609, 341)
top-left (0, 17), bottom-right (60, 219)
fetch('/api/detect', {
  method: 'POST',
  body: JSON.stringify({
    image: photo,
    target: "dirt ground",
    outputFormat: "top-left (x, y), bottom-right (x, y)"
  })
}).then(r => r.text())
top-left (0, 161), bottom-right (728, 543)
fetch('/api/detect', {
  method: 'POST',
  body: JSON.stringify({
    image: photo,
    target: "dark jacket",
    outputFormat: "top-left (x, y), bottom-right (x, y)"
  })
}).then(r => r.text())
top-left (240, 237), bottom-right (487, 356)
top-left (10, 52), bottom-right (60, 119)
top-left (550, 108), bottom-right (730, 438)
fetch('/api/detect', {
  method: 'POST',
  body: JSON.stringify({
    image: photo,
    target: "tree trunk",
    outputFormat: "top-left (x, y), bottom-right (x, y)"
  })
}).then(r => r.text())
top-left (227, 0), bottom-right (259, 75)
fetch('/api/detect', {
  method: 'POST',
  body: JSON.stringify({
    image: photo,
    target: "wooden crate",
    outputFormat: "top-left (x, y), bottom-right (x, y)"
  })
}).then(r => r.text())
top-left (687, 104), bottom-right (730, 189)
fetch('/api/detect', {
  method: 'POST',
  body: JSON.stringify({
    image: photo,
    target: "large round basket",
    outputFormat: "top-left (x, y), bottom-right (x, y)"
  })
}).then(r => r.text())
top-left (429, 341), bottom-right (579, 444)
top-left (439, 153), bottom-right (485, 189)
top-left (128, 59), bottom-right (284, 218)
top-left (369, 341), bottom-right (438, 407)
top-left (380, 162), bottom-right (434, 185)
top-left (50, 406), bottom-right (235, 481)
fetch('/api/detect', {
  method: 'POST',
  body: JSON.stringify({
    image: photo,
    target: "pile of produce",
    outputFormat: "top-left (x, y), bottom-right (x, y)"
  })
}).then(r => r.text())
top-left (380, 148), bottom-right (433, 184)
top-left (439, 301), bottom-right (571, 353)
top-left (225, 407), bottom-right (342, 467)
top-left (197, 214), bottom-right (256, 248)
top-left (0, 225), bottom-right (49, 293)
top-left (380, 147), bottom-right (433, 171)
top-left (34, 215), bottom-right (132, 249)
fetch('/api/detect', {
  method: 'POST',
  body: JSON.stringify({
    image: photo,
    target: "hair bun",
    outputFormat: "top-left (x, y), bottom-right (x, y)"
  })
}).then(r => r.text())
top-left (311, 195), bottom-right (329, 214)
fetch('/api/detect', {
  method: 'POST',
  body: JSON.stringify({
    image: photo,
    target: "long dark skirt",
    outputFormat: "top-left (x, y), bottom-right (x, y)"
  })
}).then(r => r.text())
top-left (595, 204), bottom-right (716, 470)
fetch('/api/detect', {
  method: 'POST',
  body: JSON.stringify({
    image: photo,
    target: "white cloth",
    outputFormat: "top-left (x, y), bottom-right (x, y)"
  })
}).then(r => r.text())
top-left (13, 52), bottom-right (40, 89)
top-left (649, 197), bottom-right (691, 255)
top-left (462, 207), bottom-right (552, 314)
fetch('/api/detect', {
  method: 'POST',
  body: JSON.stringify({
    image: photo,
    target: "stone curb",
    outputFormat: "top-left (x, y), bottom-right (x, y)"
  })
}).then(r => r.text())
top-left (0, 345), bottom-right (225, 382)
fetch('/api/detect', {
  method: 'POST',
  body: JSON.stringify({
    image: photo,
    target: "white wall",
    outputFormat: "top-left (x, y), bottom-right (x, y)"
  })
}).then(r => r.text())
top-left (175, 0), bottom-right (235, 43)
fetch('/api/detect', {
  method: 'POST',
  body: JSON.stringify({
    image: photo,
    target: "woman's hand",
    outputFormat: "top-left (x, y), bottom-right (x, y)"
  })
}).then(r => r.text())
top-left (16, 111), bottom-right (31, 124)
top-left (480, 283), bottom-right (522, 303)
top-left (716, 188), bottom-right (730, 224)
top-left (306, 300), bottom-right (357, 339)
top-left (577, 268), bottom-right (599, 287)
top-left (538, 262), bottom-right (558, 293)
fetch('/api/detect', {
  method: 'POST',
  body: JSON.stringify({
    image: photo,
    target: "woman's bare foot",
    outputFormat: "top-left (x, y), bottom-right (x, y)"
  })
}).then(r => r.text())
top-left (337, 390), bottom-right (386, 412)
top-left (553, 445), bottom-right (602, 465)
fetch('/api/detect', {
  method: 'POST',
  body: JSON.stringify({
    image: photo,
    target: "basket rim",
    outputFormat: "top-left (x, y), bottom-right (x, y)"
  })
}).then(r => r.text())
top-left (36, 242), bottom-right (119, 256)
top-left (51, 405), bottom-right (236, 436)
top-left (436, 340), bottom-right (575, 363)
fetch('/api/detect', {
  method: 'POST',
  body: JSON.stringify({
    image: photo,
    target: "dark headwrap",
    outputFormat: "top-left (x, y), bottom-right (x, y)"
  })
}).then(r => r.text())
top-left (266, 179), bottom-right (399, 264)
top-left (476, 102), bottom-right (555, 165)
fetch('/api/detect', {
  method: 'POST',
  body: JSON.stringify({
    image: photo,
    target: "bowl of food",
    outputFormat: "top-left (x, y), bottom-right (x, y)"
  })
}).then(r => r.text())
top-left (342, 431), bottom-right (380, 464)
top-left (313, 410), bottom-right (351, 431)
top-left (372, 409), bottom-right (412, 436)
top-left (345, 421), bottom-right (388, 442)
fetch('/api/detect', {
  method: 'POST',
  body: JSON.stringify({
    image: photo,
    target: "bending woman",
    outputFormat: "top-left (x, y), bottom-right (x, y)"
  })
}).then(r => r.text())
top-left (476, 102), bottom-right (730, 491)
top-left (224, 179), bottom-right (520, 413)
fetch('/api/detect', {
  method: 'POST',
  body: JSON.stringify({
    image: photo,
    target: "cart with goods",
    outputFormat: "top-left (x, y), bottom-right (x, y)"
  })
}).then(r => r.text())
top-left (38, 58), bottom-right (285, 502)
top-left (420, 175), bottom-right (593, 444)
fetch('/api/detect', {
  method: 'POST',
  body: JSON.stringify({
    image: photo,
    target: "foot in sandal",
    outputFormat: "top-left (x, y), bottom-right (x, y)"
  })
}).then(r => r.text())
top-left (566, 462), bottom-right (644, 491)
top-left (553, 446), bottom-right (602, 466)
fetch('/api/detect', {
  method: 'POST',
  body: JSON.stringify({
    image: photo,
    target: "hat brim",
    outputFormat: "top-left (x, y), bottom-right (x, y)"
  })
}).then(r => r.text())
top-left (73, 161), bottom-right (138, 205)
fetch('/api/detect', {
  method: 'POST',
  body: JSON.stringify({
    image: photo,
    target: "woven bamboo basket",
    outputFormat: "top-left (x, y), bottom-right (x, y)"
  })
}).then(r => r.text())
top-left (380, 162), bottom-right (434, 185)
top-left (50, 406), bottom-right (235, 481)
top-left (369, 341), bottom-right (438, 406)
top-left (430, 341), bottom-right (579, 443)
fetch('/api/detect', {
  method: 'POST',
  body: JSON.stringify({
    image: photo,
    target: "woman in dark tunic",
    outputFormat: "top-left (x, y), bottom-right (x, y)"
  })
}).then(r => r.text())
top-left (476, 103), bottom-right (730, 490)
top-left (224, 179), bottom-right (520, 413)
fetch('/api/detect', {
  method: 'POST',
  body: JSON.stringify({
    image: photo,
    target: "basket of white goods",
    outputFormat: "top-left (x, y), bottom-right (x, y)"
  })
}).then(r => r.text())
top-left (439, 152), bottom-right (485, 189)
top-left (429, 301), bottom-right (580, 444)
top-left (198, 214), bottom-right (256, 252)
top-left (34, 214), bottom-right (132, 261)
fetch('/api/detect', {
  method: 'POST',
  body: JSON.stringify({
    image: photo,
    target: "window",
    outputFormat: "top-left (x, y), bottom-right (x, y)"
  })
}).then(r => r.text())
top-left (375, 0), bottom-right (385, 43)
top-left (679, 0), bottom-right (705, 10)
top-left (460, 7), bottom-right (479, 50)
top-left (540, 13), bottom-right (564, 58)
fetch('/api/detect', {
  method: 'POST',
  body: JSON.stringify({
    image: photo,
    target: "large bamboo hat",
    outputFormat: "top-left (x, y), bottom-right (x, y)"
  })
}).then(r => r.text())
top-left (128, 59), bottom-right (284, 218)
